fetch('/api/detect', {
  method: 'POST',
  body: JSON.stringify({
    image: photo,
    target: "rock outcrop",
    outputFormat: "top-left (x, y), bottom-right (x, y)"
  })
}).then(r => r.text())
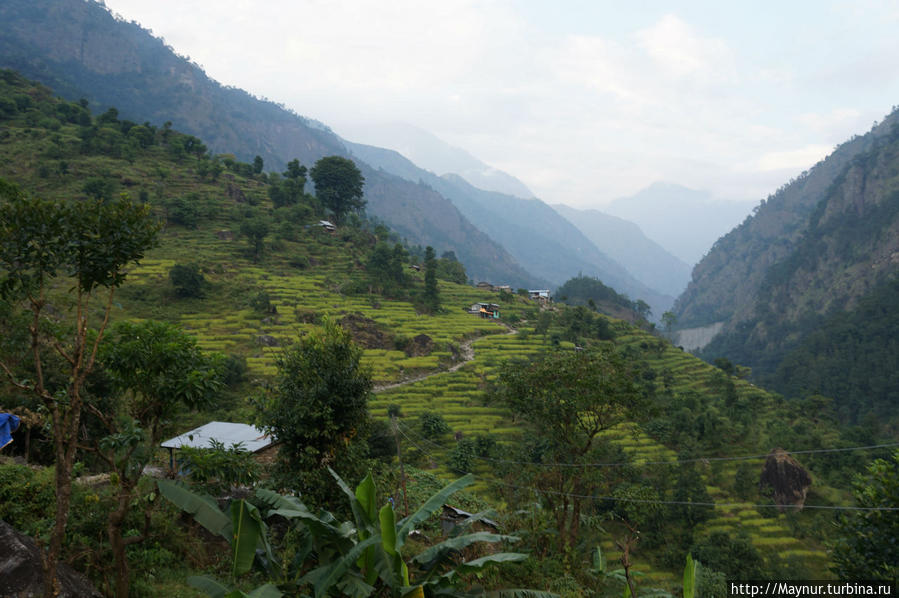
top-left (759, 449), bottom-right (812, 511)
top-left (0, 520), bottom-right (102, 598)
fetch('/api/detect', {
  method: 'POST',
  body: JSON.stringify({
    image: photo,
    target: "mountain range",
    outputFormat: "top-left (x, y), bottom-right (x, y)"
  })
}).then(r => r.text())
top-left (0, 0), bottom-right (694, 315)
top-left (336, 121), bottom-right (536, 199)
top-left (551, 204), bottom-right (692, 298)
top-left (605, 182), bottom-right (756, 265)
top-left (344, 140), bottom-right (676, 315)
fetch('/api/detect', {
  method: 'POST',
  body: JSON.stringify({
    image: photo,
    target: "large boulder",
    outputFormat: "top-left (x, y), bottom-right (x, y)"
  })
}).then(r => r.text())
top-left (759, 449), bottom-right (812, 511)
top-left (0, 520), bottom-right (102, 598)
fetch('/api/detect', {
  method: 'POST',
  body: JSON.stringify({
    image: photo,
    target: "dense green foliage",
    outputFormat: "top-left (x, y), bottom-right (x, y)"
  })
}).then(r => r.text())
top-left (556, 275), bottom-right (637, 314)
top-left (159, 471), bottom-right (553, 598)
top-left (830, 450), bottom-right (899, 580)
top-left (496, 347), bottom-right (650, 555)
top-left (255, 320), bottom-right (373, 504)
top-left (768, 276), bottom-right (899, 423)
top-left (309, 156), bottom-right (366, 224)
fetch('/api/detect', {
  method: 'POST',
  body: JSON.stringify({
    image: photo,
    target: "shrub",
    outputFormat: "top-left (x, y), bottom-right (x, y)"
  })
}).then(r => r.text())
top-left (221, 354), bottom-right (248, 388)
top-left (419, 412), bottom-right (450, 438)
top-left (169, 263), bottom-right (206, 298)
top-left (449, 438), bottom-right (477, 473)
top-left (165, 195), bottom-right (199, 228)
top-left (177, 440), bottom-right (261, 494)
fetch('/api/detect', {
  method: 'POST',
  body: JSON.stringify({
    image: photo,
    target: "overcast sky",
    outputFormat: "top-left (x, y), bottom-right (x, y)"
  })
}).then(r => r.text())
top-left (102, 0), bottom-right (899, 208)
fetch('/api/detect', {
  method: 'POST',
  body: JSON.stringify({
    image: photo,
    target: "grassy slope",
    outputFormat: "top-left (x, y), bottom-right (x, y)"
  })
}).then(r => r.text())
top-left (0, 75), bottom-right (849, 587)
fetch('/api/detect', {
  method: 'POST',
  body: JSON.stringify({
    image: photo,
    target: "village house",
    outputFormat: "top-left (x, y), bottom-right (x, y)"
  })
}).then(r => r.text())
top-left (469, 302), bottom-right (501, 319)
top-left (160, 421), bottom-right (277, 473)
top-left (528, 289), bottom-right (551, 304)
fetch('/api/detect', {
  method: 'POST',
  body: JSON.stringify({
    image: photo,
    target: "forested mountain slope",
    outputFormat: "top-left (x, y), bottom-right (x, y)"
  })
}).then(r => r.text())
top-left (673, 111), bottom-right (899, 331)
top-left (698, 120), bottom-right (899, 425)
top-left (346, 140), bottom-right (673, 314)
top-left (0, 0), bottom-right (540, 288)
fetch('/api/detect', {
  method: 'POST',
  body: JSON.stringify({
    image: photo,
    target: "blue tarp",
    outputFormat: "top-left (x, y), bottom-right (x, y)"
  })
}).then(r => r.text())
top-left (0, 413), bottom-right (21, 450)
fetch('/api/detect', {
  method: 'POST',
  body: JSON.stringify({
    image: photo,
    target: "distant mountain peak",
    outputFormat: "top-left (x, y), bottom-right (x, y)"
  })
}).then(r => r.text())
top-left (606, 183), bottom-right (755, 264)
top-left (335, 121), bottom-right (536, 199)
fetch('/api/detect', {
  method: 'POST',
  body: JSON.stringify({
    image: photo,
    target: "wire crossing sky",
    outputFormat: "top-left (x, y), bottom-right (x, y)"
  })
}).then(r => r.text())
top-left (102, 0), bottom-right (899, 208)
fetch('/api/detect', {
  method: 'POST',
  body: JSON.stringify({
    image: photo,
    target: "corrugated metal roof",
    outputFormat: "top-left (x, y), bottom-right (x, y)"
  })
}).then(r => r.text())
top-left (160, 421), bottom-right (273, 453)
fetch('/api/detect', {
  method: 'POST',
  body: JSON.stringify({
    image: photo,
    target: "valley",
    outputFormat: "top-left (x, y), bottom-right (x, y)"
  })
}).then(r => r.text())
top-left (1, 69), bottom-right (893, 597)
top-left (1, 1), bottom-right (898, 595)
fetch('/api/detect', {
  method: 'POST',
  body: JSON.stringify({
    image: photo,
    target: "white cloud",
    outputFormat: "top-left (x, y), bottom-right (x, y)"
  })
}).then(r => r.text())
top-left (102, 1), bottom-right (899, 208)
top-left (635, 14), bottom-right (736, 82)
top-left (755, 145), bottom-right (832, 172)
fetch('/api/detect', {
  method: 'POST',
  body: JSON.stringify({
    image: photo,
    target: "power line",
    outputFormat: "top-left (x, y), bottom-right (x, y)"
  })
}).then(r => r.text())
top-left (486, 478), bottom-right (899, 512)
top-left (396, 426), bottom-right (899, 513)
top-left (397, 422), bottom-right (899, 470)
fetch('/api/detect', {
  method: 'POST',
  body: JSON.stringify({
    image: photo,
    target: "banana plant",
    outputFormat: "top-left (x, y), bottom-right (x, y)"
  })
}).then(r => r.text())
top-left (682, 554), bottom-right (702, 598)
top-left (156, 479), bottom-right (282, 597)
top-left (159, 472), bottom-right (557, 598)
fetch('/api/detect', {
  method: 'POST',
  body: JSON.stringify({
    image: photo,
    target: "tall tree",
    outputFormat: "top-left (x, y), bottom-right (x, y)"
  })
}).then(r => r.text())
top-left (310, 156), bottom-right (365, 224)
top-left (423, 245), bottom-right (439, 313)
top-left (498, 347), bottom-right (649, 554)
top-left (255, 318), bottom-right (373, 505)
top-left (0, 181), bottom-right (158, 597)
top-left (239, 212), bottom-right (270, 263)
top-left (90, 321), bottom-right (223, 598)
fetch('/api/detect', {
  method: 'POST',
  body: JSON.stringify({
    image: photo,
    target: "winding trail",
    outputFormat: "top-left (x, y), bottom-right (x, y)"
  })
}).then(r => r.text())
top-left (373, 326), bottom-right (517, 393)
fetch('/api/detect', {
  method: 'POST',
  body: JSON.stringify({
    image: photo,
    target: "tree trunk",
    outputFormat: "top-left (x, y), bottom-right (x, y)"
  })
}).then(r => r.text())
top-left (108, 483), bottom-right (134, 598)
top-left (43, 431), bottom-right (76, 598)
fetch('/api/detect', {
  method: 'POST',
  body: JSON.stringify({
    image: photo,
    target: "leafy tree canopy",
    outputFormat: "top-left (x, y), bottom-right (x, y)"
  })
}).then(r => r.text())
top-left (310, 156), bottom-right (365, 224)
top-left (255, 318), bottom-right (373, 504)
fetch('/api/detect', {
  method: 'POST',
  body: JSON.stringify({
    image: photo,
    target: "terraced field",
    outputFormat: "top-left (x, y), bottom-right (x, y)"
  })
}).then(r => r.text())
top-left (97, 174), bottom-right (839, 585)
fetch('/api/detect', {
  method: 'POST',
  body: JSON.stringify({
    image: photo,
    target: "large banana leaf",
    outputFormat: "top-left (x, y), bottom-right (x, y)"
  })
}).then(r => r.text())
top-left (157, 479), bottom-right (230, 539)
top-left (329, 467), bottom-right (376, 529)
top-left (484, 591), bottom-right (560, 598)
top-left (188, 576), bottom-right (283, 598)
top-left (683, 554), bottom-right (700, 598)
top-left (187, 575), bottom-right (230, 598)
top-left (377, 503), bottom-right (410, 588)
top-left (443, 509), bottom-right (500, 537)
top-left (231, 500), bottom-right (264, 577)
top-left (452, 552), bottom-right (528, 576)
top-left (255, 487), bottom-right (307, 512)
top-left (355, 473), bottom-right (378, 525)
top-left (303, 535), bottom-right (381, 598)
top-left (397, 473), bottom-right (474, 549)
top-left (243, 584), bottom-right (285, 598)
top-left (413, 532), bottom-right (520, 569)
